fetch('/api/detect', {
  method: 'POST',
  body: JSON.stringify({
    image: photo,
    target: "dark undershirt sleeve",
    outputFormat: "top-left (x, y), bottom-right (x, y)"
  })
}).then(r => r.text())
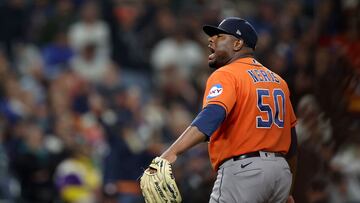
top-left (191, 104), bottom-right (226, 140)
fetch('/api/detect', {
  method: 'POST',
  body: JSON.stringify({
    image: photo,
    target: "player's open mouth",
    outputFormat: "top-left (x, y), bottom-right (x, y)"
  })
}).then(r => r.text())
top-left (208, 45), bottom-right (216, 60)
top-left (208, 45), bottom-right (215, 53)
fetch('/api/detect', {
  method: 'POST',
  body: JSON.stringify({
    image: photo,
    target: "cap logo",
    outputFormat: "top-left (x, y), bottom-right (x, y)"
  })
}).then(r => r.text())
top-left (236, 29), bottom-right (242, 36)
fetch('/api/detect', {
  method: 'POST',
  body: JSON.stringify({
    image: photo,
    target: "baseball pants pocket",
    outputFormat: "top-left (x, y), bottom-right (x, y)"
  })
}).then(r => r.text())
top-left (233, 168), bottom-right (263, 188)
top-left (209, 168), bottom-right (224, 203)
top-left (223, 162), bottom-right (266, 203)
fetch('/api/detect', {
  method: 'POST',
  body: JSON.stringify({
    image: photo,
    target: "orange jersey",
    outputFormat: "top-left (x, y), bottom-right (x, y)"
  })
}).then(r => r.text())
top-left (202, 57), bottom-right (297, 170)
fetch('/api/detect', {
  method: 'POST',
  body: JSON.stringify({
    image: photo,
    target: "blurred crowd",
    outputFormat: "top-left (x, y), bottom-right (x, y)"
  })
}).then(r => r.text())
top-left (0, 0), bottom-right (359, 203)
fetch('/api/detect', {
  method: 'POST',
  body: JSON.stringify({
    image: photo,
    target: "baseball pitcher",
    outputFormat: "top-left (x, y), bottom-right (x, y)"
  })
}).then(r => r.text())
top-left (140, 17), bottom-right (298, 203)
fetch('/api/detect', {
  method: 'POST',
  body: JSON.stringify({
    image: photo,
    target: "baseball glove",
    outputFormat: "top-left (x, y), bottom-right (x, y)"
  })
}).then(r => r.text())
top-left (140, 157), bottom-right (182, 203)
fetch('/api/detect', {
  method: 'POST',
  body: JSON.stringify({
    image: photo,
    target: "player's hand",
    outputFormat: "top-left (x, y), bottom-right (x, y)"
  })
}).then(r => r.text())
top-left (160, 152), bottom-right (177, 164)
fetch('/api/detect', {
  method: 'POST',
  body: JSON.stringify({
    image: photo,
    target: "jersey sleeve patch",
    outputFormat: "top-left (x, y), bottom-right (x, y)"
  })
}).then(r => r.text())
top-left (207, 84), bottom-right (223, 100)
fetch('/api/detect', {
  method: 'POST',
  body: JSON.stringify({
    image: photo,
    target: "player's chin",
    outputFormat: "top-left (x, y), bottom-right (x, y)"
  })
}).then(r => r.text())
top-left (208, 60), bottom-right (219, 69)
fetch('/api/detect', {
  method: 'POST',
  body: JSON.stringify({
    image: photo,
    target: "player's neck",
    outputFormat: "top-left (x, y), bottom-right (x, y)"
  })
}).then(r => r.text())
top-left (237, 53), bottom-right (254, 59)
top-left (228, 51), bottom-right (254, 65)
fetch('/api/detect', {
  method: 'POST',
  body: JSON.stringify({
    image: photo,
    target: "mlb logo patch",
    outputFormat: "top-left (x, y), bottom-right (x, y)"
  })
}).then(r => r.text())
top-left (207, 84), bottom-right (223, 99)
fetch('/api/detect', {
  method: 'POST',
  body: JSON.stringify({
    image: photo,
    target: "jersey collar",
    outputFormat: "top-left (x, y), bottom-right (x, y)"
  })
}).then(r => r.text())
top-left (234, 57), bottom-right (263, 67)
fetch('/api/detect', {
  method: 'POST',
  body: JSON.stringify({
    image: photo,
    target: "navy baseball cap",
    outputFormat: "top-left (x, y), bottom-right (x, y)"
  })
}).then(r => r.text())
top-left (203, 17), bottom-right (258, 49)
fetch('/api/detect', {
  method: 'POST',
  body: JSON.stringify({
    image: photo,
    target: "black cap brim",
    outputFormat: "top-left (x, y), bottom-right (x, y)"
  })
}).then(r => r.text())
top-left (203, 25), bottom-right (233, 37)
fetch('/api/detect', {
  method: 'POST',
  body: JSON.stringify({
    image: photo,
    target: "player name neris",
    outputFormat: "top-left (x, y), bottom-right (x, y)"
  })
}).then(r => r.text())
top-left (247, 69), bottom-right (280, 84)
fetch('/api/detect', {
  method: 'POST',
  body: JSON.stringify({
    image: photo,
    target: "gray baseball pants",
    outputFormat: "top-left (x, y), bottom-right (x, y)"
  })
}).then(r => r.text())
top-left (209, 151), bottom-right (292, 203)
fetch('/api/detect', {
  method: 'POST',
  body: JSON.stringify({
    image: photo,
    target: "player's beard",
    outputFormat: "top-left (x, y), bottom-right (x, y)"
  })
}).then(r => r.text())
top-left (208, 58), bottom-right (218, 69)
top-left (208, 51), bottom-right (231, 69)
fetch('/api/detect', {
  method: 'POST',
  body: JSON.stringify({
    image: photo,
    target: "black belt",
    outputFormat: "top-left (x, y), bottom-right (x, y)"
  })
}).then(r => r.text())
top-left (233, 151), bottom-right (285, 161)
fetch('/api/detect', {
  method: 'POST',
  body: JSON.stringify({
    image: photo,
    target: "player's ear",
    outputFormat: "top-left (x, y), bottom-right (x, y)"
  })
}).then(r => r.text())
top-left (233, 39), bottom-right (243, 51)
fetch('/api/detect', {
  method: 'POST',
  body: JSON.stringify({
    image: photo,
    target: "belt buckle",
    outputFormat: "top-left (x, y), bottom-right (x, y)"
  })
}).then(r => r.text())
top-left (238, 154), bottom-right (247, 160)
top-left (259, 151), bottom-right (276, 159)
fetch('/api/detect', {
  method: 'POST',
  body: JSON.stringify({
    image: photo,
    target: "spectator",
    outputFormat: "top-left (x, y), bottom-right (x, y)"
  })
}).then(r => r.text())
top-left (114, 2), bottom-right (145, 68)
top-left (0, 115), bottom-right (18, 202)
top-left (70, 42), bottom-right (112, 84)
top-left (68, 1), bottom-right (111, 59)
top-left (55, 134), bottom-right (102, 203)
top-left (150, 22), bottom-right (203, 78)
top-left (101, 85), bottom-right (153, 203)
top-left (294, 94), bottom-right (333, 203)
top-left (38, 0), bottom-right (75, 45)
top-left (42, 30), bottom-right (74, 79)
top-left (12, 122), bottom-right (61, 203)
top-left (0, 0), bottom-right (28, 60)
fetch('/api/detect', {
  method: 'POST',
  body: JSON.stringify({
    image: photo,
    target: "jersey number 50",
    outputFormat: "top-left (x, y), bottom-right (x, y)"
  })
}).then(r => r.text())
top-left (256, 89), bottom-right (285, 128)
